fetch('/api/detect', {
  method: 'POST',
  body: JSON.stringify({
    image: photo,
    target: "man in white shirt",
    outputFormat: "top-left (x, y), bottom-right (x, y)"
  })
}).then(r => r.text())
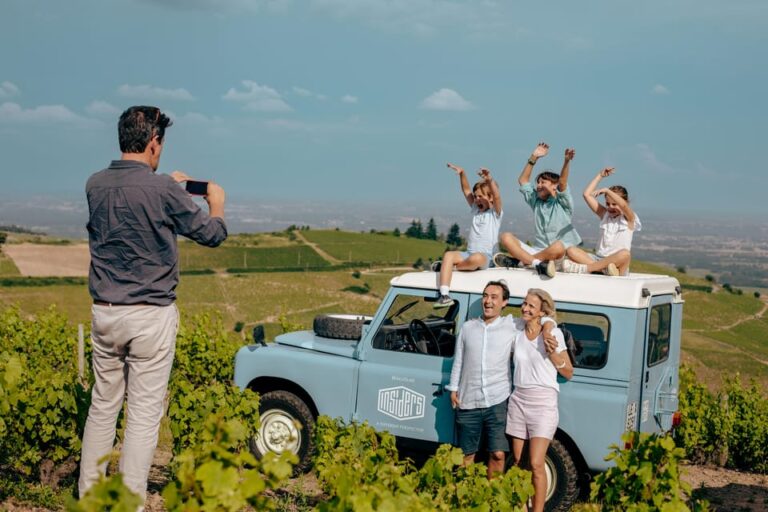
top-left (446, 280), bottom-right (555, 478)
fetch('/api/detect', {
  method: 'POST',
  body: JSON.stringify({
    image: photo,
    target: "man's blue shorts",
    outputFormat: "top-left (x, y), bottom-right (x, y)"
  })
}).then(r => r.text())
top-left (455, 400), bottom-right (509, 455)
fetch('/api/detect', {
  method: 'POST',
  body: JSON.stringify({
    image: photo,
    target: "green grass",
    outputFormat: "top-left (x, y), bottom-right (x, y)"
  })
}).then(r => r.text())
top-left (178, 244), bottom-right (328, 270)
top-left (680, 290), bottom-right (763, 331)
top-left (302, 230), bottom-right (446, 264)
top-left (0, 249), bottom-right (21, 276)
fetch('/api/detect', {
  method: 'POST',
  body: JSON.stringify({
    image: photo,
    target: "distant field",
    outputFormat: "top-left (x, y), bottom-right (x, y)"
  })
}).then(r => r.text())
top-left (302, 230), bottom-right (446, 264)
top-left (178, 244), bottom-right (328, 270)
top-left (1, 234), bottom-right (765, 389)
top-left (0, 249), bottom-right (20, 276)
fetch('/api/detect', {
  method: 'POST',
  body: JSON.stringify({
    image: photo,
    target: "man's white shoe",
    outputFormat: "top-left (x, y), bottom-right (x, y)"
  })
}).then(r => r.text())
top-left (561, 258), bottom-right (587, 274)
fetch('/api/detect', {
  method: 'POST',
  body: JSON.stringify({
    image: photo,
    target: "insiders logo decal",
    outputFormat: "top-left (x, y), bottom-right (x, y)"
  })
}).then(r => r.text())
top-left (377, 386), bottom-right (425, 421)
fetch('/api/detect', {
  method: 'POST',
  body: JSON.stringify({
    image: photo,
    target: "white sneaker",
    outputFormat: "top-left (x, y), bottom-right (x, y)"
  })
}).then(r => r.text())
top-left (561, 258), bottom-right (587, 274)
top-left (604, 263), bottom-right (620, 277)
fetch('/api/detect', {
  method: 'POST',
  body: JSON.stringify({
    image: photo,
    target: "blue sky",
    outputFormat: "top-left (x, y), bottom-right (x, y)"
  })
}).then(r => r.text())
top-left (2, 0), bottom-right (767, 224)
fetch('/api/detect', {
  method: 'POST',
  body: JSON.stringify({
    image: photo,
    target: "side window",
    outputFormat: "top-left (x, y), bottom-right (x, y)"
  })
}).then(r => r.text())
top-left (557, 311), bottom-right (611, 369)
top-left (647, 303), bottom-right (671, 367)
top-left (372, 294), bottom-right (458, 358)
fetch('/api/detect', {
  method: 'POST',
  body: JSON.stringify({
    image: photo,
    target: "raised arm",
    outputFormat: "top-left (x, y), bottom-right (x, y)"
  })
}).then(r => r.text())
top-left (519, 142), bottom-right (549, 186)
top-left (447, 163), bottom-right (474, 207)
top-left (479, 168), bottom-right (503, 216)
top-left (559, 148), bottom-right (575, 192)
top-left (583, 167), bottom-right (612, 218)
top-left (597, 186), bottom-right (636, 228)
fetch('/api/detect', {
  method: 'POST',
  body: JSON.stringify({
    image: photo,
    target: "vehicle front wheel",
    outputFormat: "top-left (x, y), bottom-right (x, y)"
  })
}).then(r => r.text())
top-left (249, 390), bottom-right (315, 475)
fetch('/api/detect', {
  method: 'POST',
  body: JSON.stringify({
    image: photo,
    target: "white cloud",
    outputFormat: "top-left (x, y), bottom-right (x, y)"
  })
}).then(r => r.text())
top-left (223, 80), bottom-right (293, 112)
top-left (341, 94), bottom-right (358, 104)
top-left (0, 81), bottom-right (20, 98)
top-left (652, 84), bottom-right (670, 95)
top-left (0, 102), bottom-right (99, 127)
top-left (117, 84), bottom-right (195, 101)
top-left (292, 86), bottom-right (327, 100)
top-left (636, 143), bottom-right (677, 173)
top-left (420, 88), bottom-right (474, 111)
top-left (85, 100), bottom-right (121, 116)
top-left (263, 118), bottom-right (313, 131)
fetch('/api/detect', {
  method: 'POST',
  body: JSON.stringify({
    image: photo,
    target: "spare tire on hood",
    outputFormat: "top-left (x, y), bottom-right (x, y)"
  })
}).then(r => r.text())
top-left (313, 314), bottom-right (373, 340)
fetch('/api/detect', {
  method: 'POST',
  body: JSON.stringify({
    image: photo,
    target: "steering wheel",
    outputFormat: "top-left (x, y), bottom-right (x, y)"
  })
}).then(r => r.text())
top-left (408, 319), bottom-right (441, 356)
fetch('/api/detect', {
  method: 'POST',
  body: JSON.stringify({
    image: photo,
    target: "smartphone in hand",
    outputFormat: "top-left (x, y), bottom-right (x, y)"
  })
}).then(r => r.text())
top-left (185, 180), bottom-right (209, 195)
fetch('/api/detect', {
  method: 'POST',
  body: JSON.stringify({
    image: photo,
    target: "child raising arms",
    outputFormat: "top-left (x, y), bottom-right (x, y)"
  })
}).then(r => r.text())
top-left (493, 143), bottom-right (581, 277)
top-left (562, 167), bottom-right (641, 276)
top-left (432, 164), bottom-right (503, 308)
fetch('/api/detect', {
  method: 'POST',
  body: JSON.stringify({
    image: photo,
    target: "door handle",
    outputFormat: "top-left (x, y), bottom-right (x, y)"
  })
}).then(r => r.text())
top-left (432, 383), bottom-right (444, 396)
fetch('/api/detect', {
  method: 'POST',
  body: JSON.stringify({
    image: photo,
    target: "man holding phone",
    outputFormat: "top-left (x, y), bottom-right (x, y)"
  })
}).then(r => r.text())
top-left (79, 106), bottom-right (227, 503)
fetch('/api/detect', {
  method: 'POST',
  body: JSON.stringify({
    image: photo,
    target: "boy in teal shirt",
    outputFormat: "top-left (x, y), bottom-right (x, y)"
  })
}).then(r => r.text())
top-left (493, 142), bottom-right (581, 277)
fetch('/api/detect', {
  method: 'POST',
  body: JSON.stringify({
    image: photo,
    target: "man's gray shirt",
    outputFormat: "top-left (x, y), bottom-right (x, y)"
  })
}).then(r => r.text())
top-left (86, 160), bottom-right (227, 306)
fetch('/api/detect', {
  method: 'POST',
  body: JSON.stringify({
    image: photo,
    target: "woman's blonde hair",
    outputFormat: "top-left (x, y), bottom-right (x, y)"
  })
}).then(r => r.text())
top-left (526, 288), bottom-right (557, 322)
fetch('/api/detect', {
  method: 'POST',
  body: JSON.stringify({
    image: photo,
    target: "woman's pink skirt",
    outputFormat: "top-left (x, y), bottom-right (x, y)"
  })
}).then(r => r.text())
top-left (505, 387), bottom-right (559, 440)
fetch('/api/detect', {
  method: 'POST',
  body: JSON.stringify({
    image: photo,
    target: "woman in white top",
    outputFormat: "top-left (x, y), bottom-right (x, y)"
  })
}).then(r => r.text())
top-left (506, 288), bottom-right (573, 512)
top-left (562, 167), bottom-right (641, 276)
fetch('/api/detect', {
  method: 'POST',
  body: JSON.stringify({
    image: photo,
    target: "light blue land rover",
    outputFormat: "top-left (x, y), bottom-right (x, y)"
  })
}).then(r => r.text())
top-left (234, 268), bottom-right (683, 511)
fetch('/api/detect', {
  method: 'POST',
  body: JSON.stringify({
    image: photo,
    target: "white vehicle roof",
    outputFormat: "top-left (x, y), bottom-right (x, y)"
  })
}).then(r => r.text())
top-left (390, 268), bottom-right (682, 309)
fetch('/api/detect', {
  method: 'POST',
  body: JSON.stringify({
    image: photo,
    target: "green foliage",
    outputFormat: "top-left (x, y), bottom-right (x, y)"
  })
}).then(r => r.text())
top-left (446, 223), bottom-right (464, 247)
top-left (162, 414), bottom-right (295, 512)
top-left (0, 307), bottom-right (88, 483)
top-left (681, 284), bottom-right (712, 293)
top-left (302, 229), bottom-right (444, 263)
top-left (721, 375), bottom-right (768, 473)
top-left (278, 313), bottom-right (305, 333)
top-left (313, 416), bottom-right (533, 511)
top-left (676, 366), bottom-right (768, 473)
top-left (413, 257), bottom-right (424, 269)
top-left (675, 366), bottom-right (731, 465)
top-left (0, 276), bottom-right (88, 287)
top-left (167, 380), bottom-right (259, 456)
top-left (179, 244), bottom-right (328, 271)
top-left (172, 312), bottom-right (239, 389)
top-left (590, 431), bottom-right (708, 511)
top-left (66, 473), bottom-right (141, 512)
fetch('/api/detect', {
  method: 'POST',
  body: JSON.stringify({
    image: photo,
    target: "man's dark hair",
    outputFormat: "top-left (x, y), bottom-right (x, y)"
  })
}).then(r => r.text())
top-left (484, 280), bottom-right (510, 300)
top-left (536, 171), bottom-right (560, 184)
top-left (118, 106), bottom-right (173, 153)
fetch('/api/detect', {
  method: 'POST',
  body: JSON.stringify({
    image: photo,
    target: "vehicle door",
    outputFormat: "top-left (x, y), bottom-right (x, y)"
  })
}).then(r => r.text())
top-left (355, 288), bottom-right (468, 444)
top-left (639, 294), bottom-right (679, 433)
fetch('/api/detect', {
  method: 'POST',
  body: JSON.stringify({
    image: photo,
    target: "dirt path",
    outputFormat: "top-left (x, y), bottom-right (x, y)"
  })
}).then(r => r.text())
top-left (293, 232), bottom-right (342, 265)
top-left (688, 301), bottom-right (768, 333)
top-left (3, 243), bottom-right (90, 277)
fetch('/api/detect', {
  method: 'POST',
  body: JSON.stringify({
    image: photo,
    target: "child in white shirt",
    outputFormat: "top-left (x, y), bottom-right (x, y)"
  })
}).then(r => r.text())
top-left (562, 167), bottom-right (641, 276)
top-left (432, 164), bottom-right (503, 308)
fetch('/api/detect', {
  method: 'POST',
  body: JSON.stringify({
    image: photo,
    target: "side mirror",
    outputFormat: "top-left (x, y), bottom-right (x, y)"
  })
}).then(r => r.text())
top-left (252, 325), bottom-right (267, 347)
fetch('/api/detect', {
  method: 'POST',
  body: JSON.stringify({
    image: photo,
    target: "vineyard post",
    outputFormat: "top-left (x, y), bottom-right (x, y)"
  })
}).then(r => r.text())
top-left (78, 323), bottom-right (85, 379)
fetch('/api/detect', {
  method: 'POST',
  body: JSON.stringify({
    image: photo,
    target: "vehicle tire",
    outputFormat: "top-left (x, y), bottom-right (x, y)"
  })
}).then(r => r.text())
top-left (313, 314), bottom-right (372, 340)
top-left (543, 439), bottom-right (580, 512)
top-left (249, 390), bottom-right (315, 475)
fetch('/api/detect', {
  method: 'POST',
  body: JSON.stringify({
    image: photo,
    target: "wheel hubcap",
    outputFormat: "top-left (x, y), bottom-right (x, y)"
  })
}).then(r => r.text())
top-left (545, 455), bottom-right (557, 501)
top-left (255, 409), bottom-right (301, 455)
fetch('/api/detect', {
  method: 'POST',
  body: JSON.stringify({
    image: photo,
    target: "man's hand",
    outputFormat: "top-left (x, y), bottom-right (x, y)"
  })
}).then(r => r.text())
top-left (599, 167), bottom-right (615, 178)
top-left (532, 142), bottom-right (549, 159)
top-left (447, 163), bottom-right (465, 175)
top-left (170, 170), bottom-right (192, 183)
top-left (205, 182), bottom-right (226, 219)
top-left (450, 391), bottom-right (460, 409)
top-left (564, 148), bottom-right (576, 161)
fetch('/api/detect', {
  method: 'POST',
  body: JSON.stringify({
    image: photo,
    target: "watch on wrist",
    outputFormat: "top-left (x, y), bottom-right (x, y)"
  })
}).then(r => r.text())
top-left (528, 159), bottom-right (536, 166)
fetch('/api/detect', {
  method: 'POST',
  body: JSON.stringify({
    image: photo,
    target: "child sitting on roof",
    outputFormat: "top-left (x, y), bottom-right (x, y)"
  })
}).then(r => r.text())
top-left (561, 167), bottom-right (641, 276)
top-left (493, 142), bottom-right (581, 278)
top-left (432, 164), bottom-right (503, 308)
